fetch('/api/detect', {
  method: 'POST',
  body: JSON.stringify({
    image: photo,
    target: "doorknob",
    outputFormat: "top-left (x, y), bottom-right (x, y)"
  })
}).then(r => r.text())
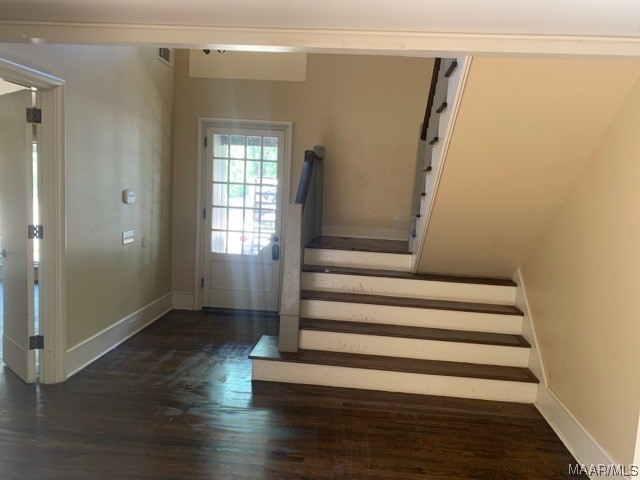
top-left (272, 236), bottom-right (279, 243)
top-left (271, 243), bottom-right (280, 261)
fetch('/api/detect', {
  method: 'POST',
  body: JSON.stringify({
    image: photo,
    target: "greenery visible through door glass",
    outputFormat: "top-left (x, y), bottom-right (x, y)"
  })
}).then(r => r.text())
top-left (262, 162), bottom-right (277, 181)
top-left (263, 137), bottom-right (278, 160)
top-left (230, 135), bottom-right (245, 159)
top-left (246, 161), bottom-right (261, 184)
top-left (228, 184), bottom-right (245, 207)
top-left (229, 160), bottom-right (245, 182)
top-left (247, 136), bottom-right (262, 159)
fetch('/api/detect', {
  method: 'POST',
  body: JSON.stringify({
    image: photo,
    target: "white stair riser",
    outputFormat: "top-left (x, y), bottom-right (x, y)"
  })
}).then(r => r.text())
top-left (304, 249), bottom-right (411, 272)
top-left (252, 360), bottom-right (538, 403)
top-left (301, 300), bottom-right (523, 335)
top-left (298, 330), bottom-right (530, 367)
top-left (301, 272), bottom-right (516, 305)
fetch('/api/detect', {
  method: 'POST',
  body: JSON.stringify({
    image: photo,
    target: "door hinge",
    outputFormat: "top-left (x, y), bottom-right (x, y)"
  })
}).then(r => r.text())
top-left (201, 278), bottom-right (204, 288)
top-left (204, 137), bottom-right (208, 148)
top-left (29, 335), bottom-right (44, 350)
top-left (26, 107), bottom-right (42, 124)
top-left (203, 208), bottom-right (206, 219)
top-left (28, 225), bottom-right (43, 239)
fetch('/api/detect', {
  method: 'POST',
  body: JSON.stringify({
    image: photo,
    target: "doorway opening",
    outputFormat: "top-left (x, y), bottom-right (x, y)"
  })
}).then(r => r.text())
top-left (0, 58), bottom-right (66, 384)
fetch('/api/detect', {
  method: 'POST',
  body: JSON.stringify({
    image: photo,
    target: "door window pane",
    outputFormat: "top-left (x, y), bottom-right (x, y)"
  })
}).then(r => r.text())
top-left (262, 162), bottom-right (277, 183)
top-left (212, 183), bottom-right (228, 206)
top-left (230, 160), bottom-right (245, 183)
top-left (246, 161), bottom-right (261, 184)
top-left (230, 135), bottom-right (245, 159)
top-left (244, 209), bottom-right (257, 232)
top-left (247, 136), bottom-right (262, 159)
top-left (260, 186), bottom-right (277, 209)
top-left (228, 184), bottom-right (245, 207)
top-left (212, 207), bottom-right (227, 230)
top-left (227, 232), bottom-right (243, 254)
top-left (228, 208), bottom-right (243, 231)
top-left (211, 231), bottom-right (226, 253)
top-left (213, 134), bottom-right (229, 158)
top-left (263, 136), bottom-right (278, 160)
top-left (213, 159), bottom-right (228, 182)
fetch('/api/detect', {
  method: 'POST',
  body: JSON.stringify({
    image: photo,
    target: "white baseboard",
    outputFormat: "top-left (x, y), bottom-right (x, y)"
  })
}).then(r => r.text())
top-left (66, 292), bottom-right (172, 377)
top-left (536, 386), bottom-right (626, 480)
top-left (515, 269), bottom-right (625, 479)
top-left (172, 291), bottom-right (195, 310)
top-left (322, 225), bottom-right (408, 241)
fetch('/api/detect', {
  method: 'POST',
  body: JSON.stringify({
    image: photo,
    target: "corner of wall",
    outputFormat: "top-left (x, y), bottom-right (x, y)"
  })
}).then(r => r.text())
top-left (513, 268), bottom-right (626, 479)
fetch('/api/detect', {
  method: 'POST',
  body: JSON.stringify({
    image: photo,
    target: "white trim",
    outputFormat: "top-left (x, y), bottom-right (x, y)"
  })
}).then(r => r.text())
top-left (512, 269), bottom-right (547, 385)
top-left (4, 22), bottom-right (640, 58)
top-left (536, 386), bottom-right (627, 480)
top-left (412, 56), bottom-right (473, 273)
top-left (0, 58), bottom-right (67, 384)
top-left (66, 293), bottom-right (172, 377)
top-left (195, 118), bottom-right (293, 310)
top-left (39, 84), bottom-right (67, 384)
top-left (252, 360), bottom-right (538, 403)
top-left (172, 292), bottom-right (195, 310)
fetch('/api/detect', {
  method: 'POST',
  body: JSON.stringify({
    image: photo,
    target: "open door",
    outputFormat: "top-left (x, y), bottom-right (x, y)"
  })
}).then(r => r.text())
top-left (0, 87), bottom-right (37, 383)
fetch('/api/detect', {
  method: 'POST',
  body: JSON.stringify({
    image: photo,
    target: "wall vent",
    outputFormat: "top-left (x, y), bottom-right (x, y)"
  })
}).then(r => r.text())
top-left (157, 48), bottom-right (174, 68)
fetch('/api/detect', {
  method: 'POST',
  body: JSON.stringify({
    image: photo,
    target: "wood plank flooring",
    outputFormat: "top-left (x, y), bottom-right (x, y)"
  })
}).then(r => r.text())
top-left (0, 310), bottom-right (584, 479)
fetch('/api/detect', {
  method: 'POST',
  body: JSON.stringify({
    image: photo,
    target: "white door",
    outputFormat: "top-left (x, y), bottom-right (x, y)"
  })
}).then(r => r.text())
top-left (203, 125), bottom-right (287, 311)
top-left (0, 88), bottom-right (37, 383)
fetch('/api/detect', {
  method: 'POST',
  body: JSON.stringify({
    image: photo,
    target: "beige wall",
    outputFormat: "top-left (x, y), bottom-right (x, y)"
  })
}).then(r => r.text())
top-left (172, 50), bottom-right (432, 293)
top-left (521, 76), bottom-right (640, 465)
top-left (418, 57), bottom-right (640, 277)
top-left (0, 44), bottom-right (174, 348)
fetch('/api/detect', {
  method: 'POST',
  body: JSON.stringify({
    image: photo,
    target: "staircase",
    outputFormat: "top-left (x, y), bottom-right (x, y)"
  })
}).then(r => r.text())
top-left (250, 236), bottom-right (539, 403)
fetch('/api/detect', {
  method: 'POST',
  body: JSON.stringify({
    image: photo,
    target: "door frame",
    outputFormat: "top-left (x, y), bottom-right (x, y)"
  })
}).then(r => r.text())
top-left (0, 58), bottom-right (67, 384)
top-left (194, 118), bottom-right (293, 311)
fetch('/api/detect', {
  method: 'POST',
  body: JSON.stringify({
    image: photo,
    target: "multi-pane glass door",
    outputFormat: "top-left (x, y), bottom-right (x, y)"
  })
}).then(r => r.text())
top-left (203, 126), bottom-right (286, 311)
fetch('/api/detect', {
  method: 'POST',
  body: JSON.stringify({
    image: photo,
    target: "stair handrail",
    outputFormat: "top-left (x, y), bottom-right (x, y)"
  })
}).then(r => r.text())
top-left (279, 146), bottom-right (325, 352)
top-left (420, 58), bottom-right (442, 141)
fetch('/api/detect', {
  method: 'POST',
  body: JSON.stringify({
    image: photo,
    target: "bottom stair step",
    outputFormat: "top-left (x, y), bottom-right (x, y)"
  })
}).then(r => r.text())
top-left (250, 335), bottom-right (538, 403)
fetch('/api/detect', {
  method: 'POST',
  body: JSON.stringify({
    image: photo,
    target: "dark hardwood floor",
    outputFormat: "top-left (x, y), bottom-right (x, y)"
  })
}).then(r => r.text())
top-left (0, 310), bottom-right (584, 479)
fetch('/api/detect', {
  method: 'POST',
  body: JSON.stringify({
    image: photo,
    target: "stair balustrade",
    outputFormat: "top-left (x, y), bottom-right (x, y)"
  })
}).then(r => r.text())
top-left (410, 57), bottom-right (468, 268)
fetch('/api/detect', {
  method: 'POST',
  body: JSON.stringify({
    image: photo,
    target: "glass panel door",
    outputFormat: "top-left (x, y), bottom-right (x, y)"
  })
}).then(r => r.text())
top-left (203, 126), bottom-right (286, 311)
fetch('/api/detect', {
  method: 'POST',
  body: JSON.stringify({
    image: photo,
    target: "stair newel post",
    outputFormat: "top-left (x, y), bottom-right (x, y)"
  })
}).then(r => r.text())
top-left (278, 202), bottom-right (302, 352)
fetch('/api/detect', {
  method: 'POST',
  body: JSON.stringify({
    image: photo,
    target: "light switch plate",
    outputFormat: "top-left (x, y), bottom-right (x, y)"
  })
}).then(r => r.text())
top-left (122, 230), bottom-right (134, 245)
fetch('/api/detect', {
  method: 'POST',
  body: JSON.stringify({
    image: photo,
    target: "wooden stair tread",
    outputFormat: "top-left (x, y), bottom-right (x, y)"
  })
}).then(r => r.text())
top-left (250, 336), bottom-right (538, 384)
top-left (306, 236), bottom-right (410, 255)
top-left (303, 264), bottom-right (516, 287)
top-left (299, 318), bottom-right (530, 348)
top-left (301, 290), bottom-right (523, 316)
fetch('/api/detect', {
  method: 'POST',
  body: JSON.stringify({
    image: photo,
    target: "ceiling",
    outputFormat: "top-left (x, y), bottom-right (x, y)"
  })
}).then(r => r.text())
top-left (1, 0), bottom-right (639, 38)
